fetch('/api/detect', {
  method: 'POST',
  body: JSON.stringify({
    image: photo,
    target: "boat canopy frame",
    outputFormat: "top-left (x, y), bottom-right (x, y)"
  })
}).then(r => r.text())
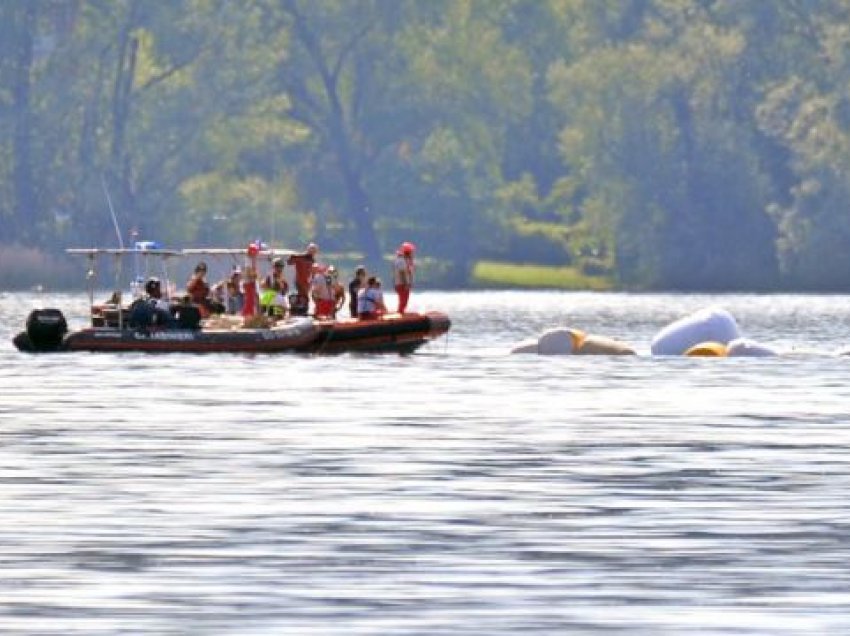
top-left (66, 245), bottom-right (302, 330)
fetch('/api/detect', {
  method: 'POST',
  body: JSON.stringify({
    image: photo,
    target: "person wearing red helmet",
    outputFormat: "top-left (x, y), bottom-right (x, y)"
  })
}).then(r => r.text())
top-left (393, 241), bottom-right (416, 314)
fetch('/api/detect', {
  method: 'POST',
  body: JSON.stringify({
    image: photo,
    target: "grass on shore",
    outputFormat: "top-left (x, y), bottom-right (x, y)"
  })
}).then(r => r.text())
top-left (471, 260), bottom-right (614, 291)
top-left (0, 244), bottom-right (615, 292)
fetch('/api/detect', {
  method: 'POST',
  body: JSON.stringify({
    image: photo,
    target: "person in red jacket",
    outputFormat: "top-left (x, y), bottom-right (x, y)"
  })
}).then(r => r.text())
top-left (186, 261), bottom-right (212, 317)
top-left (287, 242), bottom-right (317, 315)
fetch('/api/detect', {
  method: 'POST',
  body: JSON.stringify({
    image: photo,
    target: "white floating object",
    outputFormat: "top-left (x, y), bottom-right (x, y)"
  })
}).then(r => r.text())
top-left (726, 337), bottom-right (778, 357)
top-left (536, 327), bottom-right (582, 355)
top-left (575, 334), bottom-right (636, 356)
top-left (651, 306), bottom-right (741, 356)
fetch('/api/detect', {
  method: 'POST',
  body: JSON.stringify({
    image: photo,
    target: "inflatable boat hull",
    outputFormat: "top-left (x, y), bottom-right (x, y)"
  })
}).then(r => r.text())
top-left (303, 311), bottom-right (451, 354)
top-left (13, 311), bottom-right (450, 355)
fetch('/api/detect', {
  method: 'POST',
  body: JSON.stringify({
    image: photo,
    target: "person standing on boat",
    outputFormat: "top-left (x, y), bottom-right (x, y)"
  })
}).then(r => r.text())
top-left (187, 261), bottom-right (212, 317)
top-left (287, 242), bottom-right (318, 315)
top-left (357, 276), bottom-right (387, 320)
top-left (327, 266), bottom-right (346, 318)
top-left (241, 265), bottom-right (261, 322)
top-left (393, 241), bottom-right (416, 314)
top-left (311, 263), bottom-right (336, 318)
top-left (348, 266), bottom-right (367, 318)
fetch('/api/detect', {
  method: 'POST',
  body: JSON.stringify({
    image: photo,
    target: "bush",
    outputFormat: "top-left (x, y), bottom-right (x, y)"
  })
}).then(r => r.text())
top-left (471, 260), bottom-right (613, 290)
top-left (504, 219), bottom-right (573, 266)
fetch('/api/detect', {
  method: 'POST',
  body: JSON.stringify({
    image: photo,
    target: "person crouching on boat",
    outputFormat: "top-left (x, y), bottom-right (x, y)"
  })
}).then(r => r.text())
top-left (212, 267), bottom-right (243, 314)
top-left (187, 261), bottom-right (213, 317)
top-left (260, 257), bottom-right (289, 319)
top-left (228, 268), bottom-right (244, 313)
top-left (311, 263), bottom-right (336, 319)
top-left (130, 277), bottom-right (174, 329)
top-left (357, 276), bottom-right (387, 320)
top-left (393, 241), bottom-right (416, 314)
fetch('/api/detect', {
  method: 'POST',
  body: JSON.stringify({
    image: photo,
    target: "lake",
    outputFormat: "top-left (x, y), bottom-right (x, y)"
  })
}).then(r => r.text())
top-left (2, 290), bottom-right (850, 634)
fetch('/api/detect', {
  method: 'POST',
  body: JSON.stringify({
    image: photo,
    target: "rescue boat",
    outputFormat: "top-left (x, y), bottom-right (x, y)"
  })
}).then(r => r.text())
top-left (12, 244), bottom-right (451, 355)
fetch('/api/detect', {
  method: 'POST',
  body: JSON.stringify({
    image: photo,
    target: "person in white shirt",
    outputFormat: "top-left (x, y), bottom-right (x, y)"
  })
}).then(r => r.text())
top-left (393, 241), bottom-right (416, 313)
top-left (357, 276), bottom-right (387, 320)
top-left (310, 263), bottom-right (335, 318)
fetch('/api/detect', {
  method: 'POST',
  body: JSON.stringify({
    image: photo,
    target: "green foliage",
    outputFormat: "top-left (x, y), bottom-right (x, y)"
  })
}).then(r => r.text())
top-left (4, 0), bottom-right (850, 289)
top-left (471, 260), bottom-right (613, 290)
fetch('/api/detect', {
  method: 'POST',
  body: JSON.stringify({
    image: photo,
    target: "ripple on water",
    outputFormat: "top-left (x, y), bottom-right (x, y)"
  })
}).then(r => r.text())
top-left (2, 291), bottom-right (850, 633)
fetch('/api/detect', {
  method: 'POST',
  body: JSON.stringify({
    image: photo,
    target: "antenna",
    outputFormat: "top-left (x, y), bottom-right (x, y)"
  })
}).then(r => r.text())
top-left (101, 174), bottom-right (124, 249)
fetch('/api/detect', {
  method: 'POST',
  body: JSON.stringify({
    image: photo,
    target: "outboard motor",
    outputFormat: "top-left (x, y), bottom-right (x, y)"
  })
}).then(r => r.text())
top-left (19, 308), bottom-right (68, 352)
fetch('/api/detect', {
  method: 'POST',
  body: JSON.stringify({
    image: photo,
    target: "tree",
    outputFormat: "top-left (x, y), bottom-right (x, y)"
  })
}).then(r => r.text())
top-left (753, 1), bottom-right (850, 288)
top-left (0, 2), bottom-right (38, 243)
top-left (548, 0), bottom-right (779, 289)
top-left (269, 0), bottom-right (398, 262)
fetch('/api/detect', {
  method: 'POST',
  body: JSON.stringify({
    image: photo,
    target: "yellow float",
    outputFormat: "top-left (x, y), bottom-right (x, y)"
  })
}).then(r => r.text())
top-left (684, 341), bottom-right (728, 357)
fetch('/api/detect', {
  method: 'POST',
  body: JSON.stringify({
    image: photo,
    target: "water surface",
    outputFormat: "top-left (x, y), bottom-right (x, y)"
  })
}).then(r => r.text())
top-left (1, 291), bottom-right (850, 634)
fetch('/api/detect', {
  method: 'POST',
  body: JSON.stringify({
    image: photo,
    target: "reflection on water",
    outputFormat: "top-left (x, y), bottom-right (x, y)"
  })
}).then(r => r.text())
top-left (1, 291), bottom-right (850, 634)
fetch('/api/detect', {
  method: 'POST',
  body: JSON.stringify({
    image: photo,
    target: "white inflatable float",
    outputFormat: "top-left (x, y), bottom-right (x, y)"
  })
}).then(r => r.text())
top-left (651, 306), bottom-right (741, 356)
top-left (510, 327), bottom-right (635, 356)
top-left (726, 337), bottom-right (779, 357)
top-left (680, 337), bottom-right (780, 357)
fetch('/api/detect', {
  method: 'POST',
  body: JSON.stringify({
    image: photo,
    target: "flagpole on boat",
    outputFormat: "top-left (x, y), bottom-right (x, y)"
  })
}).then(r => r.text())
top-left (86, 253), bottom-right (96, 315)
top-left (101, 174), bottom-right (125, 330)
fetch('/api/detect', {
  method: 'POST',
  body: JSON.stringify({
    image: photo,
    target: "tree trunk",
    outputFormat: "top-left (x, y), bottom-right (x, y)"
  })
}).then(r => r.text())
top-left (328, 108), bottom-right (382, 263)
top-left (11, 4), bottom-right (37, 244)
top-left (109, 3), bottom-right (140, 230)
top-left (284, 1), bottom-right (383, 263)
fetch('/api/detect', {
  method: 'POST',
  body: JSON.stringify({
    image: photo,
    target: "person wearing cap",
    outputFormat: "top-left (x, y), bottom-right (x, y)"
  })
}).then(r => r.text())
top-left (348, 265), bottom-right (367, 318)
top-left (393, 241), bottom-right (416, 313)
top-left (261, 257), bottom-right (290, 318)
top-left (287, 242), bottom-right (318, 315)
